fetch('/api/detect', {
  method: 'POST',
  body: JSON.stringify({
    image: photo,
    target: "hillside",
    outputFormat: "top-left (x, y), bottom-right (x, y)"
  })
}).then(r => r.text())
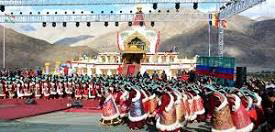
top-left (0, 26), bottom-right (96, 69)
top-left (72, 9), bottom-right (275, 69)
top-left (54, 35), bottom-right (94, 45)
top-left (160, 17), bottom-right (275, 69)
top-left (1, 8), bottom-right (275, 71)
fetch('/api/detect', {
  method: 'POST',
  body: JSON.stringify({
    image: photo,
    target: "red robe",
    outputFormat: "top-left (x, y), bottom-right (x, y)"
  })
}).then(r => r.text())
top-left (115, 91), bottom-right (123, 104)
top-left (140, 89), bottom-right (150, 114)
top-left (2, 82), bottom-right (6, 94)
top-left (157, 93), bottom-right (170, 115)
top-left (156, 92), bottom-right (180, 132)
top-left (83, 87), bottom-right (89, 97)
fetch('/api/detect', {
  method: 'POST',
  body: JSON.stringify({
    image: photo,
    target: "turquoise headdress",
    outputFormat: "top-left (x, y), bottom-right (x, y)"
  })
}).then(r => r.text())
top-left (204, 84), bottom-right (217, 92)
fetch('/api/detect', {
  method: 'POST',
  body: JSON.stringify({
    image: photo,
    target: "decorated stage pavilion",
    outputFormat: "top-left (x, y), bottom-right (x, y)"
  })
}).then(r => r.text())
top-left (68, 7), bottom-right (197, 77)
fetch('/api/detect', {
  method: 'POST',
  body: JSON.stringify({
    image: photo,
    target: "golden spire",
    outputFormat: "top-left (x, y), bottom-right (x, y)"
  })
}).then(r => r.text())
top-left (136, 5), bottom-right (143, 13)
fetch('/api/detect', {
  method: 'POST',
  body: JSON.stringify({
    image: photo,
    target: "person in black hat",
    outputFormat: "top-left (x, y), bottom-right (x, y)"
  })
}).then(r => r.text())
top-left (143, 71), bottom-right (150, 79)
top-left (152, 71), bottom-right (159, 80)
top-left (261, 85), bottom-right (275, 132)
top-left (161, 70), bottom-right (167, 82)
top-left (0, 80), bottom-right (6, 99)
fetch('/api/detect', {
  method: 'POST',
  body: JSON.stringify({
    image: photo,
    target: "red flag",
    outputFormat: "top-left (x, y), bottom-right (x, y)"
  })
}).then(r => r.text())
top-left (221, 20), bottom-right (228, 29)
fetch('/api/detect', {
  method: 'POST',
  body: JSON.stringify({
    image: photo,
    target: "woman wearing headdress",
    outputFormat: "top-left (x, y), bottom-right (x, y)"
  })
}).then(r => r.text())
top-left (57, 80), bottom-right (64, 98)
top-left (99, 86), bottom-right (122, 126)
top-left (88, 81), bottom-right (97, 99)
top-left (156, 89), bottom-right (181, 132)
top-left (50, 81), bottom-right (57, 99)
top-left (127, 88), bottom-right (147, 130)
top-left (173, 88), bottom-right (186, 130)
top-left (75, 82), bottom-right (82, 100)
top-left (147, 87), bottom-right (158, 125)
top-left (16, 82), bottom-right (24, 99)
top-left (82, 82), bottom-right (89, 100)
top-left (23, 82), bottom-right (32, 99)
top-left (227, 94), bottom-right (254, 132)
top-left (261, 85), bottom-right (275, 131)
top-left (65, 79), bottom-right (73, 98)
top-left (34, 80), bottom-right (42, 99)
top-left (119, 86), bottom-right (130, 123)
top-left (209, 92), bottom-right (236, 132)
top-left (42, 80), bottom-right (50, 99)
top-left (252, 92), bottom-right (264, 129)
top-left (7, 81), bottom-right (15, 99)
top-left (0, 81), bottom-right (6, 99)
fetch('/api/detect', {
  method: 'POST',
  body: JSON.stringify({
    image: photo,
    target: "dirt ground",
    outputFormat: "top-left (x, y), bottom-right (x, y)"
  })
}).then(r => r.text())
top-left (0, 112), bottom-right (210, 132)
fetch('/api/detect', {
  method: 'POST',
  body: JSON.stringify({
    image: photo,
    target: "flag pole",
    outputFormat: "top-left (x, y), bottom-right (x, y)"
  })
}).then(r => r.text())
top-left (208, 13), bottom-right (211, 57)
top-left (3, 22), bottom-right (5, 69)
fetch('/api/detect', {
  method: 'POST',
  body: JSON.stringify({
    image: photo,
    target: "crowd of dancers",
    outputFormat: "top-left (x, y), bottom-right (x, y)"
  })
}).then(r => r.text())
top-left (0, 69), bottom-right (275, 132)
top-left (97, 76), bottom-right (275, 132)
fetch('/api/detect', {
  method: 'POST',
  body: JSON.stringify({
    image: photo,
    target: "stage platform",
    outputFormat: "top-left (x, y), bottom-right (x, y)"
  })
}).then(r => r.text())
top-left (0, 99), bottom-right (100, 120)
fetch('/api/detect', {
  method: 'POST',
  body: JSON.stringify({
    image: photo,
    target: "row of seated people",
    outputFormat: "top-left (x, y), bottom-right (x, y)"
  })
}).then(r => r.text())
top-left (0, 82), bottom-right (104, 100)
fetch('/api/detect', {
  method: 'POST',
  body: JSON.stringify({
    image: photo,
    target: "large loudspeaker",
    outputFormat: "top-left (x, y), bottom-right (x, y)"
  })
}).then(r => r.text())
top-left (0, 5), bottom-right (5, 12)
top-left (236, 67), bottom-right (247, 88)
top-left (71, 100), bottom-right (83, 108)
top-left (25, 99), bottom-right (36, 105)
top-left (189, 71), bottom-right (196, 82)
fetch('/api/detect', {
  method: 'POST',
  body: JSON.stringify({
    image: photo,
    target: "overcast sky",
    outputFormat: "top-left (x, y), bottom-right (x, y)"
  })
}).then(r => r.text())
top-left (240, 0), bottom-right (275, 19)
top-left (1, 0), bottom-right (274, 33)
top-left (2, 0), bottom-right (274, 18)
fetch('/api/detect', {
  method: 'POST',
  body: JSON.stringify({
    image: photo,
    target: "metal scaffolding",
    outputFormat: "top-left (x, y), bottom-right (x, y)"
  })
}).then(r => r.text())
top-left (0, 0), bottom-right (232, 6)
top-left (0, 13), bottom-right (209, 23)
top-left (219, 0), bottom-right (266, 19)
top-left (217, 0), bottom-right (266, 57)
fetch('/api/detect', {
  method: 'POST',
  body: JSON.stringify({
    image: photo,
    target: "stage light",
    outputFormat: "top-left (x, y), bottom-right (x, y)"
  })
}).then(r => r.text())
top-left (151, 21), bottom-right (155, 27)
top-left (63, 22), bottom-right (67, 27)
top-left (76, 22), bottom-right (80, 27)
top-left (104, 22), bottom-right (108, 27)
top-left (42, 22), bottom-right (46, 27)
top-left (226, 3), bottom-right (231, 6)
top-left (128, 21), bottom-right (132, 27)
top-left (140, 22), bottom-right (144, 27)
top-left (115, 22), bottom-right (119, 27)
top-left (87, 22), bottom-right (91, 27)
top-left (52, 22), bottom-right (56, 27)
top-left (193, 2), bottom-right (198, 10)
top-left (153, 3), bottom-right (158, 10)
top-left (175, 3), bottom-right (180, 10)
top-left (209, 20), bottom-right (212, 26)
top-left (0, 5), bottom-right (5, 12)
